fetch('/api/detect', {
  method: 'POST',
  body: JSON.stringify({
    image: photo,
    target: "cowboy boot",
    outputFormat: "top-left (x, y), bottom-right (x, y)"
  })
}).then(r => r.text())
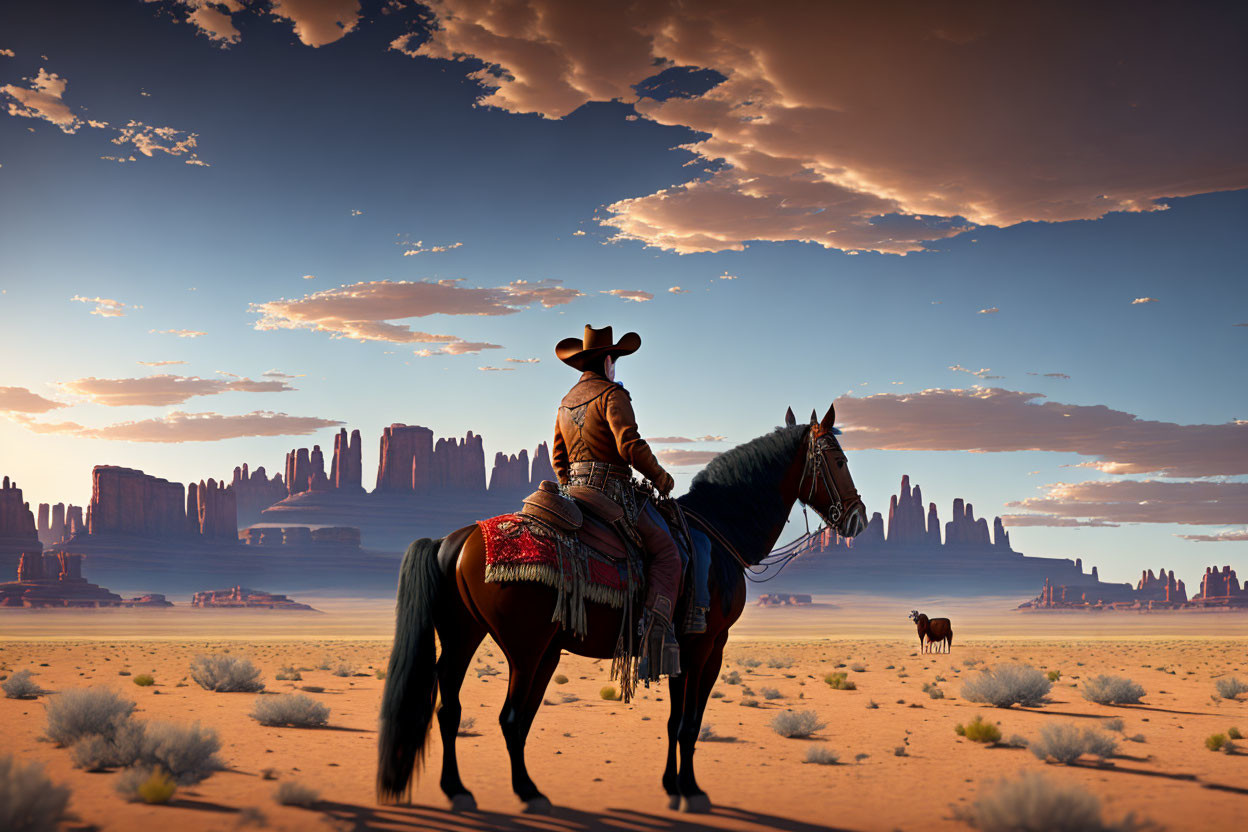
top-left (683, 604), bottom-right (708, 635)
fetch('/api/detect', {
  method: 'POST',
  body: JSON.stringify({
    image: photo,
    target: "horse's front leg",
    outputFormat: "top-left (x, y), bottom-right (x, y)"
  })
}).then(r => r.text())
top-left (499, 639), bottom-right (561, 813)
top-left (677, 632), bottom-right (727, 813)
top-left (662, 672), bottom-right (688, 809)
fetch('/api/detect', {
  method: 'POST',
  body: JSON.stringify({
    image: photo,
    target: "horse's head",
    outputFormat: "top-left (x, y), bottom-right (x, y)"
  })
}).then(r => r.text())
top-left (785, 403), bottom-right (866, 539)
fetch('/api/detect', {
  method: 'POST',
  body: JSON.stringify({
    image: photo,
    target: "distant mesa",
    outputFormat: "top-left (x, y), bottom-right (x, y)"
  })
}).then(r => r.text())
top-left (0, 477), bottom-right (43, 575)
top-left (190, 585), bottom-right (317, 612)
top-left (0, 550), bottom-right (122, 608)
top-left (121, 592), bottom-right (173, 608)
top-left (771, 474), bottom-right (1119, 597)
top-left (756, 593), bottom-right (812, 606)
top-left (1021, 565), bottom-right (1248, 611)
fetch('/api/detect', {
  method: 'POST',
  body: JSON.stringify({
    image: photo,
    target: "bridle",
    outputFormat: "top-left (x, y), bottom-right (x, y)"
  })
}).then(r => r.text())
top-left (682, 423), bottom-right (862, 576)
top-left (797, 422), bottom-right (861, 530)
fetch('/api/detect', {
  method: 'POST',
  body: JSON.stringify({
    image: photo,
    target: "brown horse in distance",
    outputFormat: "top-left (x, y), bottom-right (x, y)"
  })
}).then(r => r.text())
top-left (909, 610), bottom-right (953, 653)
top-left (377, 404), bottom-right (866, 814)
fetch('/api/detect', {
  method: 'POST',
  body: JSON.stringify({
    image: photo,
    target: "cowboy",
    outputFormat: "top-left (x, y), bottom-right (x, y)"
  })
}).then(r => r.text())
top-left (552, 325), bottom-right (684, 679)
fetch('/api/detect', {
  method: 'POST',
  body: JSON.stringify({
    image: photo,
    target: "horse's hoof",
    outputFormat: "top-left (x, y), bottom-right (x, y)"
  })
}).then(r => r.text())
top-left (523, 796), bottom-right (552, 815)
top-left (449, 793), bottom-right (477, 812)
top-left (681, 794), bottom-right (711, 814)
top-left (667, 794), bottom-right (681, 811)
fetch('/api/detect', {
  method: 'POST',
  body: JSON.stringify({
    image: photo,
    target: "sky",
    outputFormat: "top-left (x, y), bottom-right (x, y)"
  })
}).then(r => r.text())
top-left (0, 0), bottom-right (1245, 588)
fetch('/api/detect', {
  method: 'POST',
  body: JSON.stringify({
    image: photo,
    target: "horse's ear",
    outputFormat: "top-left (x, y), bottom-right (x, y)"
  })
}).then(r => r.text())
top-left (810, 409), bottom-right (818, 425)
top-left (784, 406), bottom-right (796, 427)
top-left (821, 402), bottom-right (836, 429)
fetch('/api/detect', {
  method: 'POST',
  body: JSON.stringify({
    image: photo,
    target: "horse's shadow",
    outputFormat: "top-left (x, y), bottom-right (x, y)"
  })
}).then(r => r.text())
top-left (313, 800), bottom-right (859, 832)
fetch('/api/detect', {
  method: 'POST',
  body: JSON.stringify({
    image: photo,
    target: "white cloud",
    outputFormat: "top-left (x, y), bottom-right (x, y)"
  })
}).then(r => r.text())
top-left (600, 289), bottom-right (654, 303)
top-left (978, 307), bottom-right (999, 315)
top-left (668, 286), bottom-right (688, 294)
top-left (71, 295), bottom-right (129, 317)
top-left (151, 328), bottom-right (206, 338)
top-left (505, 357), bottom-right (541, 364)
top-left (1131, 297), bottom-right (1159, 304)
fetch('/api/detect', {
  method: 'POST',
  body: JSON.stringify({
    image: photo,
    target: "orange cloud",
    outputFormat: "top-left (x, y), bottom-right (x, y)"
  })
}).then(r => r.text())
top-left (1176, 528), bottom-right (1248, 543)
top-left (1, 69), bottom-right (81, 132)
top-left (151, 328), bottom-right (206, 338)
top-left (15, 410), bottom-right (343, 442)
top-left (999, 515), bottom-right (1121, 528)
top-left (271, 0), bottom-right (361, 47)
top-left (252, 278), bottom-right (581, 348)
top-left (1005, 480), bottom-right (1247, 526)
top-left (398, 1), bottom-right (1247, 254)
top-left (71, 295), bottom-right (128, 317)
top-left (600, 289), bottom-right (653, 303)
top-left (834, 386), bottom-right (1248, 478)
top-left (0, 387), bottom-right (67, 414)
top-left (657, 449), bottom-right (721, 466)
top-left (59, 374), bottom-right (294, 407)
top-left (137, 360), bottom-right (188, 367)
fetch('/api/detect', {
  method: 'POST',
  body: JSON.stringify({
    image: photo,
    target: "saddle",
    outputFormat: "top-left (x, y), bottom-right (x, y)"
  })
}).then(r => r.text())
top-left (521, 480), bottom-right (630, 560)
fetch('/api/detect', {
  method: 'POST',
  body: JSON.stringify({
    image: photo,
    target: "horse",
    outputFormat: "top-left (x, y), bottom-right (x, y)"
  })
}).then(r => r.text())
top-left (909, 610), bottom-right (953, 653)
top-left (376, 403), bottom-right (866, 814)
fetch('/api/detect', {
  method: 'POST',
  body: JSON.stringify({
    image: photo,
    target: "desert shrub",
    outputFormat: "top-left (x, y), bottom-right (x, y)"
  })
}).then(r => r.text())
top-left (721, 670), bottom-right (741, 685)
top-left (1206, 733), bottom-right (1227, 751)
top-left (458, 717), bottom-right (476, 736)
top-left (44, 687), bottom-right (136, 746)
top-left (1030, 722), bottom-right (1117, 765)
top-left (699, 724), bottom-right (718, 741)
top-left (804, 745), bottom-right (839, 765)
top-left (740, 698), bottom-right (760, 708)
top-left (866, 699), bottom-right (879, 709)
top-left (274, 780), bottom-right (320, 806)
top-left (961, 664), bottom-right (1051, 708)
top-left (70, 720), bottom-right (145, 770)
top-left (922, 682), bottom-right (945, 700)
top-left (1215, 677), bottom-right (1248, 700)
top-left (1222, 739), bottom-right (1237, 754)
top-left (894, 746), bottom-right (908, 757)
top-left (770, 710), bottom-right (825, 738)
top-left (553, 674), bottom-right (568, 685)
top-left (1102, 717), bottom-right (1125, 733)
top-left (275, 667), bottom-right (302, 681)
top-left (1228, 726), bottom-right (1243, 740)
top-left (138, 721), bottom-right (223, 784)
top-left (116, 766), bottom-right (176, 804)
top-left (955, 715), bottom-right (1001, 744)
top-left (2, 670), bottom-right (43, 699)
top-left (0, 755), bottom-right (72, 832)
top-left (476, 664), bottom-right (499, 677)
top-left (1005, 734), bottom-right (1029, 748)
top-left (738, 656), bottom-right (762, 668)
top-left (301, 685), bottom-right (325, 693)
top-left (824, 672), bottom-right (856, 690)
top-left (599, 686), bottom-right (619, 700)
top-left (972, 771), bottom-right (1147, 832)
top-left (1082, 675), bottom-right (1145, 705)
top-left (316, 656), bottom-right (332, 670)
top-left (250, 694), bottom-right (330, 728)
top-left (374, 669), bottom-right (386, 680)
top-left (850, 662), bottom-right (867, 673)
top-left (767, 655), bottom-right (795, 669)
top-left (1047, 670), bottom-right (1061, 682)
top-left (760, 687), bottom-right (783, 700)
top-left (331, 662), bottom-right (355, 677)
top-left (132, 674), bottom-right (155, 687)
top-left (190, 654), bottom-right (264, 692)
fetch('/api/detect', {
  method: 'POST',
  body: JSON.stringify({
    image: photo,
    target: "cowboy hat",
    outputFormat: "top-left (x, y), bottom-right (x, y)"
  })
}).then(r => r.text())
top-left (555, 324), bottom-right (641, 371)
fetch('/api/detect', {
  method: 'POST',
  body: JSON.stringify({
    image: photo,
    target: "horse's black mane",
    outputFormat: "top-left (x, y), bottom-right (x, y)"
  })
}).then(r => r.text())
top-left (678, 424), bottom-right (807, 608)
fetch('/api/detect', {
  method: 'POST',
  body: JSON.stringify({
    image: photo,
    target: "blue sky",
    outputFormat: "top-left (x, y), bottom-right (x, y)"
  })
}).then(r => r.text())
top-left (1, 0), bottom-right (1244, 587)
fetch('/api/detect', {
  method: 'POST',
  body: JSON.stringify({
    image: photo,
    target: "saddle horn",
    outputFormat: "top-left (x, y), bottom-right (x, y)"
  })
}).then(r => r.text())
top-left (784, 406), bottom-right (796, 427)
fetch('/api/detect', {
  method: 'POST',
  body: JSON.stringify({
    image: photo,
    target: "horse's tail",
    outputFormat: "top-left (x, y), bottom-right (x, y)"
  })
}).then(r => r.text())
top-left (377, 537), bottom-right (445, 804)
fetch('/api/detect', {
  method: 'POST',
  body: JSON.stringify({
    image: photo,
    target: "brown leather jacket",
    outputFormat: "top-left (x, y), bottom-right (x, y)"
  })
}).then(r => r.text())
top-left (552, 371), bottom-right (668, 487)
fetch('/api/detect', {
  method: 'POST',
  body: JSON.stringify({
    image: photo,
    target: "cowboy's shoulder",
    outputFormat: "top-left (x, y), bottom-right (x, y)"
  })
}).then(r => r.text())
top-left (560, 376), bottom-right (619, 408)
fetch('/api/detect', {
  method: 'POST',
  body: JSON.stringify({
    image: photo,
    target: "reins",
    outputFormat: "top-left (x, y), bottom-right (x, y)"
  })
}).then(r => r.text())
top-left (680, 504), bottom-right (825, 583)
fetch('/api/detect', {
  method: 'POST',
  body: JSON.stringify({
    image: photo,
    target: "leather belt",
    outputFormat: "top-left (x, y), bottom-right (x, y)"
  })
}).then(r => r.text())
top-left (568, 460), bottom-right (632, 490)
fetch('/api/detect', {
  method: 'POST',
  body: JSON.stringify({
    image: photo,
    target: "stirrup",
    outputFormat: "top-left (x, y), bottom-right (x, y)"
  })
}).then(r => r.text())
top-left (682, 604), bottom-right (708, 635)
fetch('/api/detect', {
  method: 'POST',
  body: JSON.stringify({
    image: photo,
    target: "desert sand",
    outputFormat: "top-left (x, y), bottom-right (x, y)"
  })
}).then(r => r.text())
top-left (2, 598), bottom-right (1247, 831)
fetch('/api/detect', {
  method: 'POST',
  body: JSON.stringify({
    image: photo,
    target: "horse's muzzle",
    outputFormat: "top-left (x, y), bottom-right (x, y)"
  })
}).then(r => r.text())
top-left (839, 503), bottom-right (867, 539)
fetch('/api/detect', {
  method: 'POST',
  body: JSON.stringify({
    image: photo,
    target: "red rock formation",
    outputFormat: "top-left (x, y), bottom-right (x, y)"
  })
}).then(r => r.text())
top-left (88, 466), bottom-right (185, 537)
top-left (36, 502), bottom-right (79, 546)
top-left (282, 526), bottom-right (313, 546)
top-left (66, 505), bottom-right (84, 538)
top-left (530, 442), bottom-right (556, 486)
top-left (192, 478), bottom-right (237, 538)
top-left (331, 428), bottom-right (364, 491)
top-left (489, 450), bottom-right (529, 493)
top-left (886, 475), bottom-right (928, 542)
top-left (229, 464), bottom-right (286, 523)
top-left (377, 424), bottom-right (434, 491)
top-left (1197, 565), bottom-right (1243, 600)
top-left (0, 550), bottom-right (123, 608)
top-left (310, 526), bottom-right (362, 546)
top-left (238, 527), bottom-right (283, 546)
top-left (190, 586), bottom-right (316, 611)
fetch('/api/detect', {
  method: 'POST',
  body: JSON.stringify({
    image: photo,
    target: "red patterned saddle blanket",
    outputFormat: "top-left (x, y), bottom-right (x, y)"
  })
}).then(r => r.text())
top-left (478, 514), bottom-right (637, 634)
